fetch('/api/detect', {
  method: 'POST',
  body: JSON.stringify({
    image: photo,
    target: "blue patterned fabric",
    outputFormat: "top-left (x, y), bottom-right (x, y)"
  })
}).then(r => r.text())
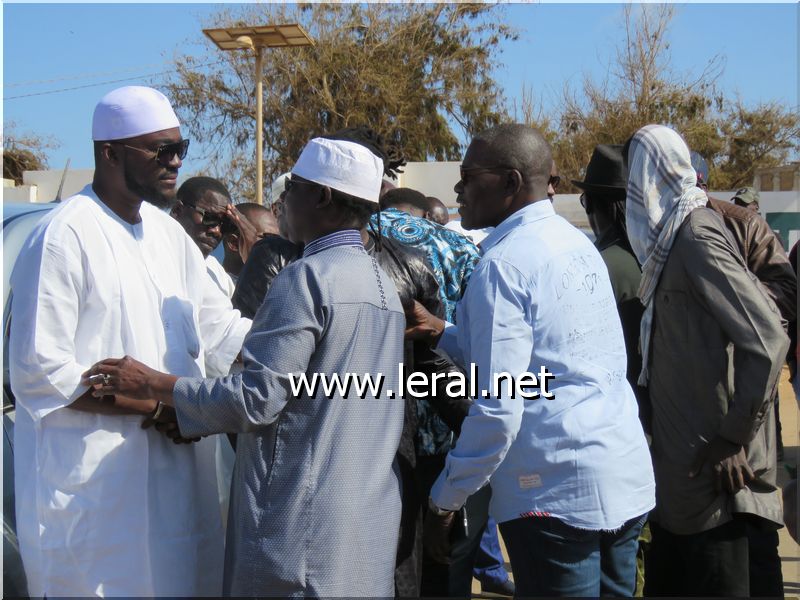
top-left (370, 208), bottom-right (480, 322)
top-left (370, 208), bottom-right (481, 455)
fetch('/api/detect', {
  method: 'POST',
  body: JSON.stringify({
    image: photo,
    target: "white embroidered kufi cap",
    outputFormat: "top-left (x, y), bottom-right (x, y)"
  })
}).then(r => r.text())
top-left (291, 138), bottom-right (384, 204)
top-left (92, 86), bottom-right (180, 141)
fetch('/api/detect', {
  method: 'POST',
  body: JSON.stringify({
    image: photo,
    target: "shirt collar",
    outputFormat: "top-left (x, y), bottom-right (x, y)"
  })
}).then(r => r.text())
top-left (303, 229), bottom-right (364, 257)
top-left (479, 200), bottom-right (554, 253)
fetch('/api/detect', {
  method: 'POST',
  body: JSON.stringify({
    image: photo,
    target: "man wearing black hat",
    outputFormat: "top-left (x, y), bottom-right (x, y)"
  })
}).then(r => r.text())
top-left (574, 144), bottom-right (647, 426)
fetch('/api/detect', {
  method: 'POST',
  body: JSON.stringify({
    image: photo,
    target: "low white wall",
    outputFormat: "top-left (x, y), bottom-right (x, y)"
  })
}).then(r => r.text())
top-left (2, 185), bottom-right (38, 203)
top-left (22, 169), bottom-right (94, 202)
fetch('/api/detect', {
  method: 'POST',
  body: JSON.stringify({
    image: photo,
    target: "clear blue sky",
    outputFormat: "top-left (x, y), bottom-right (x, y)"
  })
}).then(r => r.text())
top-left (3, 2), bottom-right (797, 174)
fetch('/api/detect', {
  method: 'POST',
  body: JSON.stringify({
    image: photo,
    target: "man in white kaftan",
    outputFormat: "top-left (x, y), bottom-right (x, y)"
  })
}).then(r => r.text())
top-left (8, 86), bottom-right (250, 597)
top-left (84, 135), bottom-right (406, 597)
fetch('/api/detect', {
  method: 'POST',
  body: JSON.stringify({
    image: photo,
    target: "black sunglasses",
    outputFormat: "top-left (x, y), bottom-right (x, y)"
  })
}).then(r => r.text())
top-left (182, 202), bottom-right (235, 233)
top-left (549, 175), bottom-right (561, 190)
top-left (459, 165), bottom-right (517, 185)
top-left (117, 138), bottom-right (190, 166)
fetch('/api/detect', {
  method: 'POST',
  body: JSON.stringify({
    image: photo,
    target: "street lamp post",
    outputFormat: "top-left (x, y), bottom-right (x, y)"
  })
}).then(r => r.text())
top-left (204, 23), bottom-right (314, 205)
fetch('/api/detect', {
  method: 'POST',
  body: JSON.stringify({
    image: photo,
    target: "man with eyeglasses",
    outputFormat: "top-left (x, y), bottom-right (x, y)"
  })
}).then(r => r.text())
top-left (406, 123), bottom-right (654, 597)
top-left (8, 86), bottom-right (251, 597)
top-left (171, 176), bottom-right (238, 295)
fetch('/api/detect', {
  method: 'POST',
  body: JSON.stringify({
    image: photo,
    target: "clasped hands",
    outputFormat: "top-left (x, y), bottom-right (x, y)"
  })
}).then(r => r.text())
top-left (81, 356), bottom-right (198, 444)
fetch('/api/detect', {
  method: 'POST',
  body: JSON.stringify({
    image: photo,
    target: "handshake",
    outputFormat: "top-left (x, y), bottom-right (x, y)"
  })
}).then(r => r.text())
top-left (82, 360), bottom-right (199, 445)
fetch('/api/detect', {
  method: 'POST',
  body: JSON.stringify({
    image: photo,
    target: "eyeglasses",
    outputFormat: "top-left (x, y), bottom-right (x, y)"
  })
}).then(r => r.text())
top-left (459, 165), bottom-right (516, 185)
top-left (181, 202), bottom-right (235, 234)
top-left (284, 176), bottom-right (319, 193)
top-left (117, 139), bottom-right (190, 166)
top-left (549, 175), bottom-right (561, 190)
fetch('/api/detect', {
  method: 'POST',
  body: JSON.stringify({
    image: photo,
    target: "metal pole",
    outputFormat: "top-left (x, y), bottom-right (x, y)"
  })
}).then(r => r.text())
top-left (255, 46), bottom-right (264, 205)
top-left (54, 158), bottom-right (71, 202)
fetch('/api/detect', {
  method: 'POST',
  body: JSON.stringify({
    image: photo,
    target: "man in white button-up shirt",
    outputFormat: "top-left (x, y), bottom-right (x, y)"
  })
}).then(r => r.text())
top-left (408, 123), bottom-right (655, 597)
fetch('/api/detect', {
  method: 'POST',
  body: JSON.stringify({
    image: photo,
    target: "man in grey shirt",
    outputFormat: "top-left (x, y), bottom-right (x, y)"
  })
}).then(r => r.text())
top-left (85, 136), bottom-right (406, 597)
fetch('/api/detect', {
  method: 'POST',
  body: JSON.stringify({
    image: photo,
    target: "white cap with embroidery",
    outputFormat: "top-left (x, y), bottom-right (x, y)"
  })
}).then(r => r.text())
top-left (92, 86), bottom-right (180, 141)
top-left (292, 138), bottom-right (384, 204)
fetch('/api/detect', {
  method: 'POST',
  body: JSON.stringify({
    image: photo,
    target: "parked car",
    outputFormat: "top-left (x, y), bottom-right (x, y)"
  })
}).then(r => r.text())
top-left (3, 201), bottom-right (54, 598)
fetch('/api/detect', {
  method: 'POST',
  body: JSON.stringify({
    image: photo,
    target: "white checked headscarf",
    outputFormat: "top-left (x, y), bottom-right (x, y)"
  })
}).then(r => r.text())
top-left (625, 124), bottom-right (708, 385)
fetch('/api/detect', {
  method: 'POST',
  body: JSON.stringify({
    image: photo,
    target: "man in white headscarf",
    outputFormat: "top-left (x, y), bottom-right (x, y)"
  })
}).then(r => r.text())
top-left (9, 86), bottom-right (251, 597)
top-left (624, 124), bottom-right (789, 597)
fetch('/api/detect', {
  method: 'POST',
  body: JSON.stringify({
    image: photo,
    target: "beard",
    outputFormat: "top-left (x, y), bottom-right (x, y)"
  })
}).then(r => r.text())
top-left (123, 157), bottom-right (175, 209)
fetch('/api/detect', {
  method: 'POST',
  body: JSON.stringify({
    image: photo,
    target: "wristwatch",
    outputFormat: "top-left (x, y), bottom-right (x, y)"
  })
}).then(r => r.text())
top-left (428, 496), bottom-right (455, 516)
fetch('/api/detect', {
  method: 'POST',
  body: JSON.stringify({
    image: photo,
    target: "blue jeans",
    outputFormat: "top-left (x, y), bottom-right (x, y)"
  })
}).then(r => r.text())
top-left (473, 517), bottom-right (510, 586)
top-left (499, 513), bottom-right (647, 597)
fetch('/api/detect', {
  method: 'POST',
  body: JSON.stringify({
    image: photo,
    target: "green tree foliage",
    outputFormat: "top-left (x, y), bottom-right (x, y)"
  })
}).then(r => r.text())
top-left (718, 100), bottom-right (800, 189)
top-left (162, 3), bottom-right (514, 198)
top-left (523, 5), bottom-right (799, 192)
top-left (2, 123), bottom-right (57, 185)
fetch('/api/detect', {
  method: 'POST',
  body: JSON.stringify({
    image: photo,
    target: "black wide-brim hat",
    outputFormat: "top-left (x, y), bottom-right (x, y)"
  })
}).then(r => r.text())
top-left (572, 144), bottom-right (627, 197)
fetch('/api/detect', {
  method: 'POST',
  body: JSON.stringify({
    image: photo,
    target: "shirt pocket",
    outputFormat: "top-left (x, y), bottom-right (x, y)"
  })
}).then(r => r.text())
top-left (161, 296), bottom-right (201, 374)
top-left (264, 415), bottom-right (284, 488)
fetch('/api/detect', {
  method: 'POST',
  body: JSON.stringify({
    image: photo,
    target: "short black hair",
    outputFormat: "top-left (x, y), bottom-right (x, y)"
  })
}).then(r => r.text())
top-left (176, 176), bottom-right (231, 207)
top-left (330, 189), bottom-right (377, 229)
top-left (472, 124), bottom-right (552, 187)
top-left (379, 187), bottom-right (429, 212)
top-left (426, 196), bottom-right (450, 225)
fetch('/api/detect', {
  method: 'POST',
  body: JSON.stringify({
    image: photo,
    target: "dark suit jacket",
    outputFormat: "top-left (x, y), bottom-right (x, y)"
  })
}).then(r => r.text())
top-left (649, 208), bottom-right (789, 535)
